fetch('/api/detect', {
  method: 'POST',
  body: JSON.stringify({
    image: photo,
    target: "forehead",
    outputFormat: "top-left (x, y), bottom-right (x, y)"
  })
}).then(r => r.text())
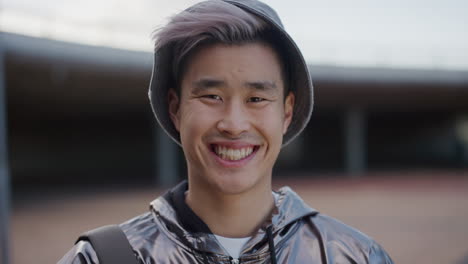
top-left (180, 42), bottom-right (284, 93)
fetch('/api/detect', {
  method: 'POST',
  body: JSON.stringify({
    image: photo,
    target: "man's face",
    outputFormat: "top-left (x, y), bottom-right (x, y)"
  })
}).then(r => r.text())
top-left (169, 43), bottom-right (294, 195)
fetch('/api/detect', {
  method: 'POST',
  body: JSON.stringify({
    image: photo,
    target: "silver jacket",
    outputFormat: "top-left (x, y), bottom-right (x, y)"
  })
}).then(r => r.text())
top-left (59, 181), bottom-right (393, 263)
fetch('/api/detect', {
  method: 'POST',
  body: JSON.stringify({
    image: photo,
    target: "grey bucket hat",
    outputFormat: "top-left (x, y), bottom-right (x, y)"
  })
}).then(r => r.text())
top-left (148, 0), bottom-right (313, 146)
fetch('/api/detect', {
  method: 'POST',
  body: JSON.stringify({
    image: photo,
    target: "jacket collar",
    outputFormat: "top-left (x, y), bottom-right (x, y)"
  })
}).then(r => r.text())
top-left (150, 180), bottom-right (318, 255)
top-left (162, 181), bottom-right (212, 234)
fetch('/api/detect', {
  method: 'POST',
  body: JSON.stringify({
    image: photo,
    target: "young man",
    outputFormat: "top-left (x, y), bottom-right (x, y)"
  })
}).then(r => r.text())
top-left (60, 0), bottom-right (394, 263)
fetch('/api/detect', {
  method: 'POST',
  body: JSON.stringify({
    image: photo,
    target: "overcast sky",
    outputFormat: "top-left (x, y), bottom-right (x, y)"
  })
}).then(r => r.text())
top-left (1, 0), bottom-right (467, 70)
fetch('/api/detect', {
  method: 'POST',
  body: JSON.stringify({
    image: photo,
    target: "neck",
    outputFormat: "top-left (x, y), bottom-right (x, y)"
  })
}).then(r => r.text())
top-left (186, 179), bottom-right (274, 238)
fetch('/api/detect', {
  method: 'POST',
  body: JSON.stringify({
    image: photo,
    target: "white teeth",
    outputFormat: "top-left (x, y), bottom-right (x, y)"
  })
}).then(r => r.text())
top-left (214, 145), bottom-right (255, 161)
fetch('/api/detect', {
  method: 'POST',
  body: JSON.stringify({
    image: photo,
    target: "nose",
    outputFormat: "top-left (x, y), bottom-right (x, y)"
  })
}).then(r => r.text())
top-left (216, 100), bottom-right (250, 138)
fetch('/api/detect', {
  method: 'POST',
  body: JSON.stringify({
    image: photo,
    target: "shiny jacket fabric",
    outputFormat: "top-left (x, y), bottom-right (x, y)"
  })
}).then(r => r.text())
top-left (59, 181), bottom-right (393, 263)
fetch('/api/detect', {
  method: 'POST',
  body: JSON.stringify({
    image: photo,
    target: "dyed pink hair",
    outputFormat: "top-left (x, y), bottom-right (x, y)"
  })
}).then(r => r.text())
top-left (152, 0), bottom-right (288, 93)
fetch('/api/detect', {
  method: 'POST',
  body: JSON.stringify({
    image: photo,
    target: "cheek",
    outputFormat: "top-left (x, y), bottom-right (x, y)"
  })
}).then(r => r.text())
top-left (178, 101), bottom-right (218, 139)
top-left (178, 103), bottom-right (214, 166)
top-left (253, 106), bottom-right (285, 140)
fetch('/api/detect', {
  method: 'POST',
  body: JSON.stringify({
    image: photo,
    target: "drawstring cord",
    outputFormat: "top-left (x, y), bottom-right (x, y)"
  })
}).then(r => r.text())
top-left (202, 250), bottom-right (209, 264)
top-left (266, 226), bottom-right (277, 264)
top-left (307, 217), bottom-right (328, 264)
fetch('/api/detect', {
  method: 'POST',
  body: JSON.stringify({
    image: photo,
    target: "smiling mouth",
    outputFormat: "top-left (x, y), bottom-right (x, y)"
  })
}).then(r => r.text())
top-left (210, 144), bottom-right (259, 161)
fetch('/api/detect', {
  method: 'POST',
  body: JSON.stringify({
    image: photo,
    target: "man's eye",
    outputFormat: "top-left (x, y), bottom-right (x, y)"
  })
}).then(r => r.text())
top-left (248, 97), bottom-right (266, 103)
top-left (202, 95), bottom-right (222, 100)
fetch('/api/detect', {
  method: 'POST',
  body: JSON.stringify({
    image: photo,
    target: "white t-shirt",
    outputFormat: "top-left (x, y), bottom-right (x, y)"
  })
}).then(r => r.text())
top-left (214, 235), bottom-right (251, 259)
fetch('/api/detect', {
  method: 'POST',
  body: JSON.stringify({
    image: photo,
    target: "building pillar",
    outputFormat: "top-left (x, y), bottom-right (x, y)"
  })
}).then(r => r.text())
top-left (455, 115), bottom-right (468, 166)
top-left (0, 35), bottom-right (11, 264)
top-left (154, 125), bottom-right (179, 187)
top-left (345, 108), bottom-right (367, 176)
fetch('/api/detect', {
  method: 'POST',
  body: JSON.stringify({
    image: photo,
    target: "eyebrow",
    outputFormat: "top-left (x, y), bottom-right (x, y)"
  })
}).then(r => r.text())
top-left (191, 78), bottom-right (278, 94)
top-left (191, 78), bottom-right (226, 94)
top-left (245, 81), bottom-right (277, 91)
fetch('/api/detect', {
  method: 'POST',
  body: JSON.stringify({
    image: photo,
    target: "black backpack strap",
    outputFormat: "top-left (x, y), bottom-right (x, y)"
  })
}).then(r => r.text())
top-left (76, 225), bottom-right (138, 264)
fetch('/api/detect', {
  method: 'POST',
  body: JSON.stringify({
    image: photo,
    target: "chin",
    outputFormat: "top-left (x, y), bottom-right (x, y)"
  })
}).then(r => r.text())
top-left (209, 170), bottom-right (266, 195)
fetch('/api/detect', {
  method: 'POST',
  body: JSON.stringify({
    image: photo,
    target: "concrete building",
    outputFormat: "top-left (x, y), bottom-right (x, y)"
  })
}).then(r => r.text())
top-left (2, 32), bottom-right (467, 188)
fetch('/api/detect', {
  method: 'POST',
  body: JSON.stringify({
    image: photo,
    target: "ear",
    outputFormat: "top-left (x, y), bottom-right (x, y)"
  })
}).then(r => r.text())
top-left (168, 89), bottom-right (181, 132)
top-left (283, 92), bottom-right (295, 134)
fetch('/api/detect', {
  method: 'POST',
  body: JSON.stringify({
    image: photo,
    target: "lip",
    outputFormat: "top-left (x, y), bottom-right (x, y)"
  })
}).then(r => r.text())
top-left (208, 142), bottom-right (260, 168)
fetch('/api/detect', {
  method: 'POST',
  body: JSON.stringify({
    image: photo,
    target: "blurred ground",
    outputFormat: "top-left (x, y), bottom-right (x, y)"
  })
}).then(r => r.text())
top-left (11, 170), bottom-right (468, 264)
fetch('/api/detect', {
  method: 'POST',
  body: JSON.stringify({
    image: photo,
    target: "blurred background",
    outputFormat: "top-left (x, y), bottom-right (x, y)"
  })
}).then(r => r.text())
top-left (0, 0), bottom-right (468, 263)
